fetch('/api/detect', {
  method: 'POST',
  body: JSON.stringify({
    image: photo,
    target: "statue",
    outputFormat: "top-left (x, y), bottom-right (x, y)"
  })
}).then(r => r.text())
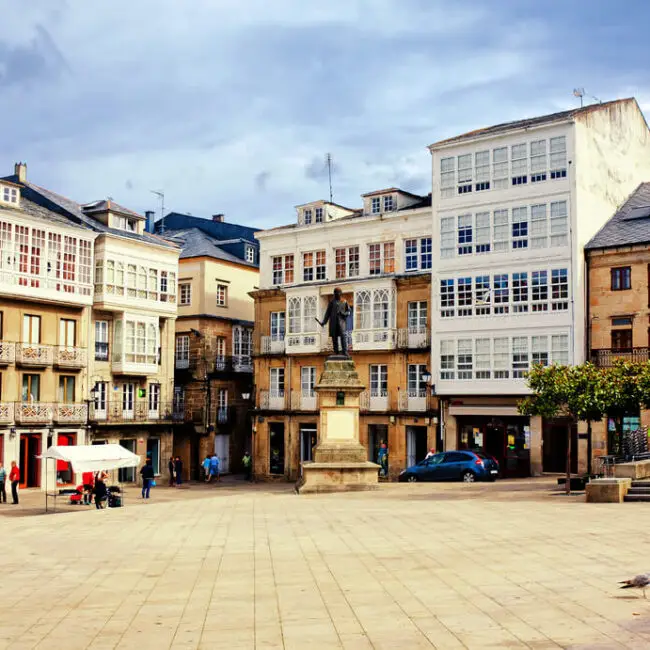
top-left (317, 287), bottom-right (350, 356)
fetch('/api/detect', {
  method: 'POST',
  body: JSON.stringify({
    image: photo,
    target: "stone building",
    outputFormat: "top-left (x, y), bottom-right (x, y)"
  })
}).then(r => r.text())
top-left (252, 190), bottom-right (436, 481)
top-left (586, 182), bottom-right (650, 461)
top-left (156, 213), bottom-right (259, 479)
top-left (429, 98), bottom-right (650, 476)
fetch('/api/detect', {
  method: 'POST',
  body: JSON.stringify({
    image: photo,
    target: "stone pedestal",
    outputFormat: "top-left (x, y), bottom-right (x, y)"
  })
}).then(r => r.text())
top-left (297, 357), bottom-right (380, 494)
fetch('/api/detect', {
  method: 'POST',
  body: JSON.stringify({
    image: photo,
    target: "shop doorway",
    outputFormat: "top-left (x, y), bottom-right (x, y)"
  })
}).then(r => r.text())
top-left (542, 421), bottom-right (577, 474)
top-left (406, 426), bottom-right (428, 468)
top-left (119, 439), bottom-right (137, 482)
top-left (214, 434), bottom-right (230, 473)
top-left (368, 424), bottom-right (388, 464)
top-left (299, 425), bottom-right (317, 476)
top-left (146, 438), bottom-right (161, 475)
top-left (56, 433), bottom-right (76, 485)
top-left (19, 434), bottom-right (41, 488)
top-left (269, 423), bottom-right (285, 475)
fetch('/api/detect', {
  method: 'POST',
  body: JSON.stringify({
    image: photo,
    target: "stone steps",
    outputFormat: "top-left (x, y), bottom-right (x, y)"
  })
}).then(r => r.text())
top-left (624, 480), bottom-right (650, 502)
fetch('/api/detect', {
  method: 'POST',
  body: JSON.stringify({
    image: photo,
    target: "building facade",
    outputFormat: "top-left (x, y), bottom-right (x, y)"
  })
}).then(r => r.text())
top-left (586, 183), bottom-right (650, 459)
top-left (157, 214), bottom-right (259, 480)
top-left (252, 191), bottom-right (437, 481)
top-left (429, 98), bottom-right (650, 476)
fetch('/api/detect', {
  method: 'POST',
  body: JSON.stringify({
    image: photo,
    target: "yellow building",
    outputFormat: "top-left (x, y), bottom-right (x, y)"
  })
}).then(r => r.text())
top-left (157, 214), bottom-right (259, 479)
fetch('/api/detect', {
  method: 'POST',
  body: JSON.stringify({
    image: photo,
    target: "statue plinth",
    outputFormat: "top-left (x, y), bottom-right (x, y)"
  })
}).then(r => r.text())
top-left (297, 357), bottom-right (380, 494)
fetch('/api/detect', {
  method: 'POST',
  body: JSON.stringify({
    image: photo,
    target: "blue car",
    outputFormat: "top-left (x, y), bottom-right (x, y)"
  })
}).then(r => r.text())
top-left (398, 451), bottom-right (499, 483)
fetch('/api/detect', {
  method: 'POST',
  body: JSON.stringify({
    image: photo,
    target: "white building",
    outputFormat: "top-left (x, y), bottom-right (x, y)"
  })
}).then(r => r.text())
top-left (429, 98), bottom-right (650, 476)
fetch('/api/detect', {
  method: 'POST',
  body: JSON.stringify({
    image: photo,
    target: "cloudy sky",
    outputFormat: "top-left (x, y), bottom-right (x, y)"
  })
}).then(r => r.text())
top-left (2, 0), bottom-right (650, 228)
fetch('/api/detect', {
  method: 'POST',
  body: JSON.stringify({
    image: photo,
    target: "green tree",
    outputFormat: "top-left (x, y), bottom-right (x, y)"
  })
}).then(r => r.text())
top-left (519, 363), bottom-right (606, 494)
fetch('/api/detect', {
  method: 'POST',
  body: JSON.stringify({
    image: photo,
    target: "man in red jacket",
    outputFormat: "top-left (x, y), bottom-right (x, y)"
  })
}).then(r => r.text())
top-left (9, 461), bottom-right (20, 505)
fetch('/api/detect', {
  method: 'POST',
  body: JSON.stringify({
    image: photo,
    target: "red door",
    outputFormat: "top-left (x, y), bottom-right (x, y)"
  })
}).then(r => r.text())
top-left (19, 434), bottom-right (42, 488)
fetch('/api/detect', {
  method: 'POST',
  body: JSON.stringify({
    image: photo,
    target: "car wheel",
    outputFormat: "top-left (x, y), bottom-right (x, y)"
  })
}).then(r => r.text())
top-left (407, 475), bottom-right (418, 483)
top-left (461, 471), bottom-right (475, 483)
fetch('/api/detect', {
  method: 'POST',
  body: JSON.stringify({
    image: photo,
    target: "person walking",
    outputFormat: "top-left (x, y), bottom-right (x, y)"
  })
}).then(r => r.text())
top-left (9, 461), bottom-right (20, 505)
top-left (242, 451), bottom-right (252, 482)
top-left (168, 456), bottom-right (176, 487)
top-left (209, 453), bottom-right (220, 483)
top-left (140, 458), bottom-right (154, 499)
top-left (0, 462), bottom-right (6, 503)
top-left (202, 455), bottom-right (211, 482)
top-left (82, 471), bottom-right (94, 505)
top-left (377, 441), bottom-right (389, 478)
top-left (93, 472), bottom-right (108, 509)
top-left (174, 456), bottom-right (183, 486)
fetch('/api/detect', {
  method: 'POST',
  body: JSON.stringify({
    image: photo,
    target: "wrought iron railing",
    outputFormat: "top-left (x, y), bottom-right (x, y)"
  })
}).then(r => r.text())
top-left (290, 390), bottom-right (319, 411)
top-left (397, 327), bottom-right (430, 350)
top-left (90, 401), bottom-right (174, 423)
top-left (591, 348), bottom-right (650, 366)
top-left (94, 341), bottom-right (109, 361)
top-left (260, 390), bottom-right (286, 410)
top-left (397, 389), bottom-right (428, 412)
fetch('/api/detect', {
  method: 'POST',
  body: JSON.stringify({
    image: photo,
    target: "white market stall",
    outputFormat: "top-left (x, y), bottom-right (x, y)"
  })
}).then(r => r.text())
top-left (40, 444), bottom-right (141, 512)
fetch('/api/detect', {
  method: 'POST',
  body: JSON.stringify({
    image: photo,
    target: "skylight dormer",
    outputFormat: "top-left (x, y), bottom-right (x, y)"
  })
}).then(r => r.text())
top-left (0, 181), bottom-right (20, 208)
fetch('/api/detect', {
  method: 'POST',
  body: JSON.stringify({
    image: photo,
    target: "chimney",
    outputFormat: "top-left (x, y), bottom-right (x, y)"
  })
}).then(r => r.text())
top-left (145, 210), bottom-right (155, 233)
top-left (212, 214), bottom-right (224, 223)
top-left (14, 162), bottom-right (26, 183)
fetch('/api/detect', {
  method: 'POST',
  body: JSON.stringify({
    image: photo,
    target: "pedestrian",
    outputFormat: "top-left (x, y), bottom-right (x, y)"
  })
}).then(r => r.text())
top-left (140, 458), bottom-right (154, 499)
top-left (425, 448), bottom-right (435, 461)
top-left (174, 456), bottom-right (183, 486)
top-left (168, 456), bottom-right (175, 487)
top-left (377, 441), bottom-right (389, 478)
top-left (9, 461), bottom-right (19, 505)
top-left (202, 455), bottom-right (211, 482)
top-left (0, 462), bottom-right (6, 503)
top-left (93, 472), bottom-right (107, 509)
top-left (210, 453), bottom-right (220, 482)
top-left (242, 451), bottom-right (252, 482)
top-left (82, 471), bottom-right (94, 505)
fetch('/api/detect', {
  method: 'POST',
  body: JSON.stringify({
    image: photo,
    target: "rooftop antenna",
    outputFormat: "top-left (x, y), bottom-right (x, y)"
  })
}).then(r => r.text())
top-left (573, 88), bottom-right (602, 108)
top-left (325, 153), bottom-right (333, 203)
top-left (150, 189), bottom-right (165, 233)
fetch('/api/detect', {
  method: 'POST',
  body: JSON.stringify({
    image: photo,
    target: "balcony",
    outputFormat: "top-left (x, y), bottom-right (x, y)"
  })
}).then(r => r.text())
top-left (591, 348), bottom-right (650, 367)
top-left (290, 390), bottom-right (318, 411)
top-left (16, 343), bottom-right (53, 367)
top-left (397, 327), bottom-right (430, 350)
top-left (15, 402), bottom-right (53, 425)
top-left (54, 403), bottom-right (88, 424)
top-left (398, 390), bottom-right (428, 412)
top-left (0, 342), bottom-right (15, 365)
top-left (111, 352), bottom-right (159, 376)
top-left (352, 329), bottom-right (396, 351)
top-left (172, 406), bottom-right (205, 424)
top-left (259, 336), bottom-right (286, 355)
top-left (0, 403), bottom-right (14, 424)
top-left (54, 346), bottom-right (87, 369)
top-left (360, 391), bottom-right (389, 412)
top-left (175, 356), bottom-right (190, 370)
top-left (286, 332), bottom-right (322, 354)
top-left (95, 341), bottom-right (110, 362)
top-left (90, 401), bottom-right (173, 424)
top-left (260, 389), bottom-right (286, 410)
top-left (233, 355), bottom-right (253, 372)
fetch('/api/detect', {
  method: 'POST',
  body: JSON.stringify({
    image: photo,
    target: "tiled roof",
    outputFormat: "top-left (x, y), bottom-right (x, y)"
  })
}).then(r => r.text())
top-left (165, 228), bottom-right (257, 267)
top-left (429, 98), bottom-right (636, 148)
top-left (81, 199), bottom-right (143, 218)
top-left (157, 212), bottom-right (259, 243)
top-left (361, 187), bottom-right (424, 198)
top-left (585, 183), bottom-right (650, 250)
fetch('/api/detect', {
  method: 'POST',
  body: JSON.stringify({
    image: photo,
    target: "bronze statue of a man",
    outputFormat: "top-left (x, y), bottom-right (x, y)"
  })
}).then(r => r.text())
top-left (318, 287), bottom-right (351, 356)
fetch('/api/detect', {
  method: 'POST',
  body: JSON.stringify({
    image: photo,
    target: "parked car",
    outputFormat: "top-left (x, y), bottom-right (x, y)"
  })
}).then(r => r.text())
top-left (398, 451), bottom-right (499, 483)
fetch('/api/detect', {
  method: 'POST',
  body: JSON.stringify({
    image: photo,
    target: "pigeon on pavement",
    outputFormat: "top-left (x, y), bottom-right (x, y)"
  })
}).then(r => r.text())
top-left (619, 573), bottom-right (650, 598)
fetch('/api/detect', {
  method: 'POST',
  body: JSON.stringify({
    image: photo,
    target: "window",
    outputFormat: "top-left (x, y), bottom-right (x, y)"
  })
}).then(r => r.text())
top-left (0, 184), bottom-right (18, 205)
top-left (475, 276), bottom-right (490, 315)
top-left (440, 157), bottom-right (455, 197)
top-left (355, 291), bottom-right (371, 330)
top-left (23, 314), bottom-right (41, 343)
top-left (475, 150), bottom-right (490, 191)
top-left (371, 197), bottom-right (381, 214)
top-left (372, 289), bottom-right (390, 329)
top-left (270, 367), bottom-right (285, 396)
top-left (494, 338), bottom-right (509, 378)
top-left (315, 207), bottom-right (323, 223)
top-left (407, 364), bottom-right (427, 396)
top-left (59, 319), bottom-right (76, 346)
top-left (511, 143), bottom-right (527, 185)
top-left (301, 367), bottom-right (316, 396)
top-left (233, 326), bottom-right (252, 359)
top-left (512, 337), bottom-right (529, 378)
top-left (457, 339), bottom-right (472, 379)
top-left (175, 335), bottom-right (190, 365)
top-left (95, 321), bottom-right (109, 361)
top-left (272, 254), bottom-right (294, 285)
top-left (383, 195), bottom-right (395, 212)
top-left (457, 214), bottom-right (472, 255)
top-left (22, 373), bottom-right (41, 401)
top-left (440, 279), bottom-right (454, 317)
top-left (457, 154), bottom-right (472, 193)
top-left (335, 246), bottom-right (359, 279)
top-left (512, 207), bottom-right (528, 248)
top-left (369, 365), bottom-right (388, 396)
top-left (217, 389), bottom-right (228, 419)
top-left (532, 336), bottom-right (549, 366)
top-left (549, 136), bottom-right (567, 179)
top-left (405, 239), bottom-right (418, 271)
top-left (512, 272), bottom-right (528, 312)
top-left (550, 201), bottom-right (568, 246)
top-left (216, 337), bottom-right (226, 364)
top-left (245, 246), bottom-right (255, 263)
top-left (315, 251), bottom-right (326, 280)
top-left (530, 139), bottom-right (547, 183)
top-left (612, 329), bottom-right (632, 351)
top-left (475, 338), bottom-right (490, 379)
top-left (440, 217), bottom-right (455, 259)
top-left (149, 383), bottom-right (160, 413)
top-left (493, 274), bottom-right (509, 314)
top-left (288, 297), bottom-right (302, 333)
top-left (270, 312), bottom-right (285, 341)
top-left (405, 237), bottom-right (432, 271)
top-left (457, 277), bottom-right (472, 317)
top-left (530, 204), bottom-right (547, 248)
top-left (440, 340), bottom-right (455, 380)
top-left (611, 267), bottom-right (632, 291)
top-left (407, 301), bottom-right (427, 331)
top-left (531, 271), bottom-right (548, 311)
top-left (551, 335), bottom-right (569, 364)
top-left (303, 252), bottom-right (314, 282)
top-left (216, 284), bottom-right (228, 306)
top-left (551, 268), bottom-right (569, 310)
top-left (94, 381), bottom-right (107, 414)
top-left (179, 283), bottom-right (191, 306)
top-left (493, 209), bottom-right (509, 252)
top-left (475, 212), bottom-right (490, 253)
top-left (493, 147), bottom-right (508, 190)
top-left (159, 270), bottom-right (168, 296)
top-left (59, 375), bottom-right (75, 403)
top-left (368, 242), bottom-right (394, 275)
top-left (303, 209), bottom-right (312, 225)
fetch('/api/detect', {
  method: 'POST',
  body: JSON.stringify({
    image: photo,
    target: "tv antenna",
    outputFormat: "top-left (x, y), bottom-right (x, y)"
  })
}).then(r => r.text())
top-left (150, 189), bottom-right (165, 233)
top-left (325, 153), bottom-right (333, 203)
top-left (573, 88), bottom-right (602, 108)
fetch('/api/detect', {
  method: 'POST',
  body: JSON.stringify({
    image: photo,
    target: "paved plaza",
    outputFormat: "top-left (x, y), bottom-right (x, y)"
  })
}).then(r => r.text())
top-left (1, 479), bottom-right (650, 649)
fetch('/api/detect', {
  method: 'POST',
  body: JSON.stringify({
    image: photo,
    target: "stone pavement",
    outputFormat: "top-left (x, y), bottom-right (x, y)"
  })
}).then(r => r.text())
top-left (1, 479), bottom-right (650, 649)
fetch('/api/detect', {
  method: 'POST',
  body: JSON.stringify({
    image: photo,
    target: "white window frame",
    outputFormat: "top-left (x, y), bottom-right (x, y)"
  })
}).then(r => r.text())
top-left (270, 312), bottom-right (285, 341)
top-left (335, 246), bottom-right (359, 279)
top-left (175, 335), bottom-right (190, 364)
top-left (369, 364), bottom-right (388, 397)
top-left (371, 197), bottom-right (381, 214)
top-left (179, 282), bottom-right (192, 306)
top-left (216, 284), bottom-right (228, 307)
top-left (407, 364), bottom-right (427, 396)
top-left (407, 301), bottom-right (427, 331)
top-left (301, 366), bottom-right (316, 396)
top-left (272, 254), bottom-right (294, 285)
top-left (270, 367), bottom-right (285, 396)
top-left (383, 195), bottom-right (395, 212)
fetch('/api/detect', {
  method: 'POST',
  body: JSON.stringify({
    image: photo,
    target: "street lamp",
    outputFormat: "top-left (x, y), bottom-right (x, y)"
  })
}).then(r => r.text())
top-left (421, 370), bottom-right (432, 385)
top-left (241, 391), bottom-right (251, 401)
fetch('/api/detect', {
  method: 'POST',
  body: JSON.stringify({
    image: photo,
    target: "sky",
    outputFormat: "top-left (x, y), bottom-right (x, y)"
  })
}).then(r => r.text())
top-left (2, 0), bottom-right (650, 229)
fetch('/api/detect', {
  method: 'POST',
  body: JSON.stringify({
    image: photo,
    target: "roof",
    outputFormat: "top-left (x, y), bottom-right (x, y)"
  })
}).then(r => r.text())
top-left (157, 212), bottom-right (259, 243)
top-left (81, 199), bottom-right (144, 219)
top-left (295, 199), bottom-right (355, 211)
top-left (165, 227), bottom-right (258, 267)
top-left (429, 98), bottom-right (637, 148)
top-left (361, 187), bottom-right (424, 198)
top-left (585, 183), bottom-right (650, 250)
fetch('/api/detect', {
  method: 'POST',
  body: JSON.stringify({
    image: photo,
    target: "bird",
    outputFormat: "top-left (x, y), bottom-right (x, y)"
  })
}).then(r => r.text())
top-left (619, 573), bottom-right (650, 598)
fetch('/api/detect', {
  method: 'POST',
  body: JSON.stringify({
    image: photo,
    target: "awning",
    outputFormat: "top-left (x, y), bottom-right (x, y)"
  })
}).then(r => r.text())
top-left (448, 405), bottom-right (522, 417)
top-left (39, 444), bottom-right (140, 473)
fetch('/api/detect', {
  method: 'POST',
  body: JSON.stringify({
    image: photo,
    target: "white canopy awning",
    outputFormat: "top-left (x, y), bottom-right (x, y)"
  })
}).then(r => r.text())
top-left (40, 444), bottom-right (140, 473)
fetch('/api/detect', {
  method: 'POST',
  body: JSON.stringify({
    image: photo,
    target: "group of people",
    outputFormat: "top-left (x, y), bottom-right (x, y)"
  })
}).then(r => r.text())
top-left (167, 456), bottom-right (184, 487)
top-left (202, 454), bottom-right (221, 482)
top-left (0, 461), bottom-right (21, 504)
